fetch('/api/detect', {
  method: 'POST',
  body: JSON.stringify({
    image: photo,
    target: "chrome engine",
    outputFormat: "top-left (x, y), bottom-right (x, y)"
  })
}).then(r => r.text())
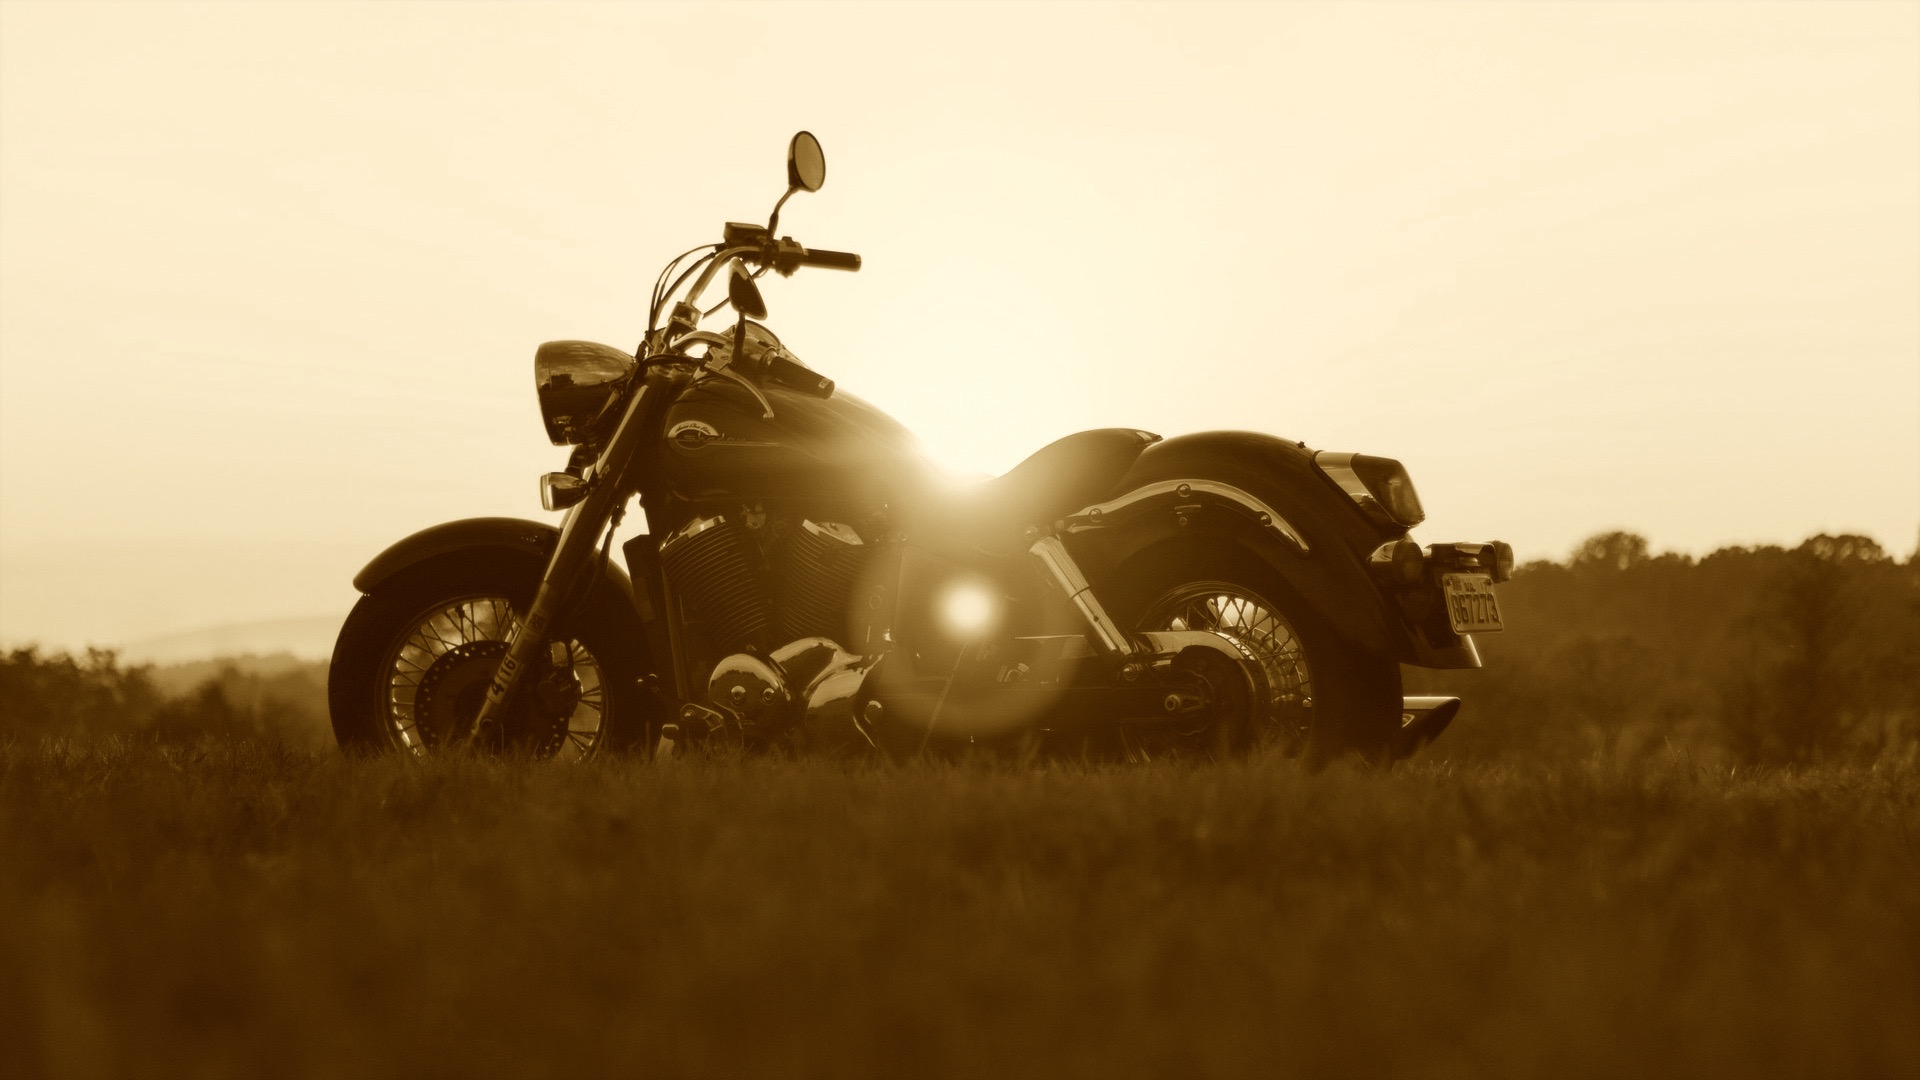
top-left (780, 520), bottom-right (867, 644)
top-left (659, 511), bottom-right (877, 744)
top-left (706, 637), bottom-right (875, 748)
top-left (658, 514), bottom-right (771, 655)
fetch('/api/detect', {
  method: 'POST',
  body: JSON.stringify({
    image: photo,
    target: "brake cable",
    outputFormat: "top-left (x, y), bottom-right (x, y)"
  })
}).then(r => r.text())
top-left (598, 502), bottom-right (622, 582)
top-left (650, 244), bottom-right (722, 335)
top-left (558, 500), bottom-right (625, 618)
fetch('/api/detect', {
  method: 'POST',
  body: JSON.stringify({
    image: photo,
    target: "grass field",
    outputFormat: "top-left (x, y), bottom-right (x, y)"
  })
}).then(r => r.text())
top-left (3, 741), bottom-right (1916, 1079)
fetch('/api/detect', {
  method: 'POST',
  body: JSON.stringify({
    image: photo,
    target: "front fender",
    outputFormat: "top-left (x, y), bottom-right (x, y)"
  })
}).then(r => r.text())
top-left (1067, 432), bottom-right (1477, 667)
top-left (352, 517), bottom-right (644, 623)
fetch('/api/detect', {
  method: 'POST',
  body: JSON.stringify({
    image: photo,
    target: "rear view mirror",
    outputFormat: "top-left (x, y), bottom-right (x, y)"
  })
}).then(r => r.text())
top-left (728, 262), bottom-right (768, 319)
top-left (787, 131), bottom-right (826, 192)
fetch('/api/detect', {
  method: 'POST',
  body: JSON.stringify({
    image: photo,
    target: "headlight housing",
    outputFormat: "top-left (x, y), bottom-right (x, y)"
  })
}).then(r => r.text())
top-left (1315, 451), bottom-right (1427, 530)
top-left (535, 340), bottom-right (636, 446)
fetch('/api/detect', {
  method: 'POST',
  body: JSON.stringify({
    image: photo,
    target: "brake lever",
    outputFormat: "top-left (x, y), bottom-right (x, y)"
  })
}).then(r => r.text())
top-left (675, 331), bottom-right (776, 420)
top-left (713, 364), bottom-right (775, 420)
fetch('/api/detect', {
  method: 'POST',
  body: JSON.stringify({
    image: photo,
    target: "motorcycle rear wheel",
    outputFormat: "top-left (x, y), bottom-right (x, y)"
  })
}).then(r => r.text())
top-left (328, 552), bottom-right (648, 760)
top-left (1104, 541), bottom-right (1402, 765)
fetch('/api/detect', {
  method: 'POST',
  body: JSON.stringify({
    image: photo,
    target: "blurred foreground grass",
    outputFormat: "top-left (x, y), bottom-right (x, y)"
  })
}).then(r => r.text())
top-left (2, 741), bottom-right (1916, 1079)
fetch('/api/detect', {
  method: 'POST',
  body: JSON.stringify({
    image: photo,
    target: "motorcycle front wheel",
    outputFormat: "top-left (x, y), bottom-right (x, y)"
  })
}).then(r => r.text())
top-left (1104, 540), bottom-right (1402, 765)
top-left (328, 551), bottom-right (648, 760)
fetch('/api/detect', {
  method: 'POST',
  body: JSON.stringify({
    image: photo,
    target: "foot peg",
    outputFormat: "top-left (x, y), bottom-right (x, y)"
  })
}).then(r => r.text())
top-left (654, 721), bottom-right (680, 762)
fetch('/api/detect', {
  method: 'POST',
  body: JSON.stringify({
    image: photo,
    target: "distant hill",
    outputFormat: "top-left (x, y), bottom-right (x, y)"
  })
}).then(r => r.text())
top-left (145, 652), bottom-right (330, 697)
top-left (120, 617), bottom-right (341, 665)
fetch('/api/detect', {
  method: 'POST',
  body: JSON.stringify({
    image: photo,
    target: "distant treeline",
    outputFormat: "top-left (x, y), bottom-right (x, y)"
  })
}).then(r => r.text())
top-left (0, 649), bottom-right (330, 746)
top-left (1409, 531), bottom-right (1920, 766)
top-left (4, 531), bottom-right (1917, 764)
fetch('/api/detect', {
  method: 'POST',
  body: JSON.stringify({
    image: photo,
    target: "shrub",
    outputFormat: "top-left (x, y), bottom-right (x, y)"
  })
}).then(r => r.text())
top-left (0, 648), bottom-right (330, 746)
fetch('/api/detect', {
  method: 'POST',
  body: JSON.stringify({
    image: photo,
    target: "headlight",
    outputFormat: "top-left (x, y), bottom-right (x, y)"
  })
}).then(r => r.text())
top-left (1315, 451), bottom-right (1427, 530)
top-left (535, 340), bottom-right (636, 446)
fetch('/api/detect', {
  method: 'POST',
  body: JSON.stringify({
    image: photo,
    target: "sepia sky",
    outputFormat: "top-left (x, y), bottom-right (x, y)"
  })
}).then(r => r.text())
top-left (2, 0), bottom-right (1916, 650)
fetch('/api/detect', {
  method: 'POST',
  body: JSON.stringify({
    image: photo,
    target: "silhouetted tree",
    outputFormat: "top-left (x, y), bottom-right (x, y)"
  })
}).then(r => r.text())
top-left (0, 649), bottom-right (329, 744)
top-left (1727, 535), bottom-right (1887, 763)
top-left (1413, 529), bottom-right (1919, 765)
top-left (0, 647), bottom-right (162, 738)
top-left (1570, 531), bottom-right (1650, 572)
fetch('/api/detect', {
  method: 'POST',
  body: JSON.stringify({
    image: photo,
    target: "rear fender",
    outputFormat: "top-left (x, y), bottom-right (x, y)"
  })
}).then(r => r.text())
top-left (1063, 432), bottom-right (1476, 666)
top-left (352, 516), bottom-right (647, 632)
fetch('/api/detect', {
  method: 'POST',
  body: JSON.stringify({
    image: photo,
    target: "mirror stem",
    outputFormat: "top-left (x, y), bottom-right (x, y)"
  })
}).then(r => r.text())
top-left (767, 186), bottom-right (797, 234)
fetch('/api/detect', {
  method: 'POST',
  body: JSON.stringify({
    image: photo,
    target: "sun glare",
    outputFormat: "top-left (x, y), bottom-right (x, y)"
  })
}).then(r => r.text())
top-left (939, 582), bottom-right (998, 638)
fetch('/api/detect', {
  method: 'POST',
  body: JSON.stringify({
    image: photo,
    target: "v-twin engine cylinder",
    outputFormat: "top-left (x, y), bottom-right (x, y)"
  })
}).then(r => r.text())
top-left (781, 520), bottom-right (867, 644)
top-left (659, 515), bottom-right (770, 654)
top-left (660, 511), bottom-right (870, 662)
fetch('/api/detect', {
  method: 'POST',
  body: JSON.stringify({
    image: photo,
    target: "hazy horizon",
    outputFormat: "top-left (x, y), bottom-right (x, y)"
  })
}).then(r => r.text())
top-left (3, 1), bottom-right (1916, 652)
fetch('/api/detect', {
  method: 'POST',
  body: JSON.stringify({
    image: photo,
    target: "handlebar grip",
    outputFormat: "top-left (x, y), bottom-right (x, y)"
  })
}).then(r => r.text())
top-left (801, 248), bottom-right (862, 271)
top-left (768, 352), bottom-right (835, 398)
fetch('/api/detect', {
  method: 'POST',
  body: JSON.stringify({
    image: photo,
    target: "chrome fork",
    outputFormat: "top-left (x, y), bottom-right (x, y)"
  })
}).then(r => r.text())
top-left (470, 365), bottom-right (689, 744)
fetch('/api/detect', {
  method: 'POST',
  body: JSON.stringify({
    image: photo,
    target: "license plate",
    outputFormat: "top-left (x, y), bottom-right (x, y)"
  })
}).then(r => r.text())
top-left (1441, 573), bottom-right (1504, 634)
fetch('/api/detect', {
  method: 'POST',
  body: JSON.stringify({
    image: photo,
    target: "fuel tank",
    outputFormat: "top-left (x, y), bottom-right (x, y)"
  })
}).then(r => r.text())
top-left (660, 375), bottom-right (930, 513)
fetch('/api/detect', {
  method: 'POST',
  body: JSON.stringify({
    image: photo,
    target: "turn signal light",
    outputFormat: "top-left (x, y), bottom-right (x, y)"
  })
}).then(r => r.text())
top-left (540, 472), bottom-right (589, 512)
top-left (1368, 538), bottom-right (1428, 587)
top-left (1489, 541), bottom-right (1514, 583)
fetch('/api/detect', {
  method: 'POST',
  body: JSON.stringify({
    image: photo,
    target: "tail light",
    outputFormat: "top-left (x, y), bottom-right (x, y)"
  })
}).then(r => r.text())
top-left (1427, 541), bottom-right (1515, 584)
top-left (1315, 452), bottom-right (1426, 530)
top-left (1489, 541), bottom-right (1514, 583)
top-left (1368, 538), bottom-right (1428, 586)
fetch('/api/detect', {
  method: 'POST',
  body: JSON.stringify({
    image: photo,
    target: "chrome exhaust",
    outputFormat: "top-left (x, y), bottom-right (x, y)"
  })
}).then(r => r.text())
top-left (1392, 695), bottom-right (1461, 760)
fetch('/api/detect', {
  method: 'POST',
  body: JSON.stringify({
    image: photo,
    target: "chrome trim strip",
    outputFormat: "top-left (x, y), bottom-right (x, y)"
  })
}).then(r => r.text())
top-left (802, 519), bottom-right (864, 546)
top-left (1059, 479), bottom-right (1309, 556)
top-left (659, 513), bottom-right (727, 556)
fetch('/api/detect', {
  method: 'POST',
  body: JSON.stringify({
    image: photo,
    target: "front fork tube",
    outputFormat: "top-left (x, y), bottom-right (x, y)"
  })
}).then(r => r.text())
top-left (470, 499), bottom-right (606, 743)
top-left (471, 368), bottom-right (683, 743)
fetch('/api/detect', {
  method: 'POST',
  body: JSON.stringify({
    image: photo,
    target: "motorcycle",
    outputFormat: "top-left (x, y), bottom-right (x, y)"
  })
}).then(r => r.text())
top-left (327, 132), bottom-right (1510, 765)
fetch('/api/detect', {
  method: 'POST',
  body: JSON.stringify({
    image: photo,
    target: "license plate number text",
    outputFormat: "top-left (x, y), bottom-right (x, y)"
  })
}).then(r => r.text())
top-left (1441, 573), bottom-right (1504, 634)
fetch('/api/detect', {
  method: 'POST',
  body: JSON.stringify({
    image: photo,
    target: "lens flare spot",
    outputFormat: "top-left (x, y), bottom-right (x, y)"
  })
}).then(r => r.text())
top-left (941, 583), bottom-right (997, 638)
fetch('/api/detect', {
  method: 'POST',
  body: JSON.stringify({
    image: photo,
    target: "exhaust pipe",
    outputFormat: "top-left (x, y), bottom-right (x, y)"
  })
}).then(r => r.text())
top-left (1392, 695), bottom-right (1461, 760)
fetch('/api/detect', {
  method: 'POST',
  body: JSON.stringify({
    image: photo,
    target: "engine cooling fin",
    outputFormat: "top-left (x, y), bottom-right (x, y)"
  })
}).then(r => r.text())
top-left (660, 515), bottom-right (771, 654)
top-left (781, 520), bottom-right (867, 643)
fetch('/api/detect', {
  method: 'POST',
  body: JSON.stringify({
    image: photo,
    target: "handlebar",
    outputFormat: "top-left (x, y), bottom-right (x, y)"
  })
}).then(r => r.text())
top-left (797, 247), bottom-right (861, 271)
top-left (747, 231), bottom-right (860, 276)
top-left (653, 231), bottom-right (862, 355)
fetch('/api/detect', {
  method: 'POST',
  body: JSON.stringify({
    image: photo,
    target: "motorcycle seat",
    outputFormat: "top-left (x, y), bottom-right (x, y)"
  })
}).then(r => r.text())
top-left (913, 428), bottom-right (1161, 550)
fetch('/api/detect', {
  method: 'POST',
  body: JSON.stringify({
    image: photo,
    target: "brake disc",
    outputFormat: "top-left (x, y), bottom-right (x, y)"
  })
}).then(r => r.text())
top-left (412, 640), bottom-right (569, 754)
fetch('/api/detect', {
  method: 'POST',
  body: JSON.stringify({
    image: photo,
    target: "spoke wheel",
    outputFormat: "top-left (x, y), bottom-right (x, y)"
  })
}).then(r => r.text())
top-left (1100, 542), bottom-right (1404, 765)
top-left (1129, 580), bottom-right (1313, 759)
top-left (330, 552), bottom-right (650, 761)
top-left (378, 595), bottom-right (609, 760)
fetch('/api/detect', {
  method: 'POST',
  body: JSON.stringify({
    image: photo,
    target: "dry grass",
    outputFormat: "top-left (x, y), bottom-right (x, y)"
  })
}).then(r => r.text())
top-left (2, 741), bottom-right (1916, 1079)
